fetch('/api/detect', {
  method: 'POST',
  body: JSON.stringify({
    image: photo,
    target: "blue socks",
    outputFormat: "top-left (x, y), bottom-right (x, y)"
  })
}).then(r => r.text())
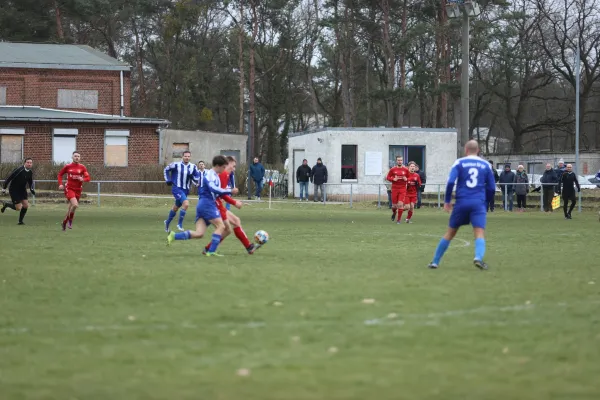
top-left (178, 209), bottom-right (186, 226)
top-left (174, 231), bottom-right (191, 240)
top-left (208, 233), bottom-right (222, 253)
top-left (474, 238), bottom-right (486, 261)
top-left (432, 238), bottom-right (451, 265)
top-left (166, 210), bottom-right (176, 226)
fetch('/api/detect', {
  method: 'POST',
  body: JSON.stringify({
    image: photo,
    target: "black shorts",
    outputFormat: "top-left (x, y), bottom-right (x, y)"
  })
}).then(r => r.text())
top-left (9, 188), bottom-right (27, 204)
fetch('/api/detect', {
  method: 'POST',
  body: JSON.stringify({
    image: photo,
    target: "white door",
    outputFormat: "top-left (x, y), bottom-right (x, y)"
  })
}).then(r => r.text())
top-left (293, 149), bottom-right (305, 198)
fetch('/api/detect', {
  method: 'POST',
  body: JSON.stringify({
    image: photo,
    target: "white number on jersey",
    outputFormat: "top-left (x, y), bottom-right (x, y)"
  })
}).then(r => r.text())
top-left (466, 167), bottom-right (478, 188)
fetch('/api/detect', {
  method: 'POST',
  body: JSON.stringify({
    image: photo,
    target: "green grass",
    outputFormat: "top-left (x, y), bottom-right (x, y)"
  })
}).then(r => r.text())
top-left (1, 201), bottom-right (599, 400)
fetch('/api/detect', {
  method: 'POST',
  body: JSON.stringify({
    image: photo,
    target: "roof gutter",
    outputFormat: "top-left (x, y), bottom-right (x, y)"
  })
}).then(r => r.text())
top-left (0, 117), bottom-right (170, 125)
top-left (0, 62), bottom-right (130, 71)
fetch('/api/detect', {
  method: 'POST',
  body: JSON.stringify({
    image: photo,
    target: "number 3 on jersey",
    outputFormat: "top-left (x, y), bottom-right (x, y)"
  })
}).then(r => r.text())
top-left (466, 167), bottom-right (478, 188)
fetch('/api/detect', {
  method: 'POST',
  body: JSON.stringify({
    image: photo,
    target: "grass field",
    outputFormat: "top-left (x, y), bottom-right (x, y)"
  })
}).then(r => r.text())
top-left (1, 200), bottom-right (599, 400)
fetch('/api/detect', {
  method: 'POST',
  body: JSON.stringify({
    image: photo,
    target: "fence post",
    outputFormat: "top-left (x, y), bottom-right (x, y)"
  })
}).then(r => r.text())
top-left (540, 185), bottom-right (543, 212)
top-left (437, 184), bottom-right (441, 208)
top-left (97, 182), bottom-right (101, 207)
top-left (377, 184), bottom-right (381, 209)
top-left (323, 185), bottom-right (327, 203)
top-left (350, 184), bottom-right (353, 208)
top-left (504, 185), bottom-right (507, 211)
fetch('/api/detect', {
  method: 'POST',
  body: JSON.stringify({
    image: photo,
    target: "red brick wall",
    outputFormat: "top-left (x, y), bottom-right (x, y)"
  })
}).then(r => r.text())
top-left (0, 68), bottom-right (131, 116)
top-left (1, 122), bottom-right (159, 179)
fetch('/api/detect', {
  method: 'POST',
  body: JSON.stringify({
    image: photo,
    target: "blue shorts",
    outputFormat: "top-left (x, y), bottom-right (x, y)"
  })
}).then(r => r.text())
top-left (449, 202), bottom-right (487, 229)
top-left (195, 200), bottom-right (221, 225)
top-left (172, 187), bottom-right (189, 207)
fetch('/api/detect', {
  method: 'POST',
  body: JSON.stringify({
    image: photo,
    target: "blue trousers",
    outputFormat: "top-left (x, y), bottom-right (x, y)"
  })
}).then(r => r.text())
top-left (299, 181), bottom-right (309, 199)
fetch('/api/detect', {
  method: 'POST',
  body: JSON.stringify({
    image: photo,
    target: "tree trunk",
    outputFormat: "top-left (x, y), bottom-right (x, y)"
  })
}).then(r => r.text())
top-left (307, 0), bottom-right (321, 128)
top-left (334, 1), bottom-right (352, 127)
top-left (249, 0), bottom-right (259, 160)
top-left (381, 0), bottom-right (394, 127)
top-left (396, 0), bottom-right (408, 127)
top-left (366, 40), bottom-right (371, 127)
top-left (132, 19), bottom-right (146, 112)
top-left (53, 0), bottom-right (65, 40)
top-left (238, 0), bottom-right (245, 135)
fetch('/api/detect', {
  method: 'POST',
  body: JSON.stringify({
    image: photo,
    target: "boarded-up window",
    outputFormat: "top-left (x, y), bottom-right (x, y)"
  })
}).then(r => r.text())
top-left (57, 89), bottom-right (99, 109)
top-left (0, 87), bottom-right (6, 105)
top-left (0, 129), bottom-right (24, 163)
top-left (221, 150), bottom-right (240, 161)
top-left (105, 130), bottom-right (129, 167)
top-left (172, 143), bottom-right (189, 160)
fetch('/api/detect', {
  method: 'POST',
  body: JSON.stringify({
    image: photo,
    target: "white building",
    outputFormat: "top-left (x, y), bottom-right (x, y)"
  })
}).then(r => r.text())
top-left (287, 127), bottom-right (458, 198)
top-left (160, 129), bottom-right (247, 164)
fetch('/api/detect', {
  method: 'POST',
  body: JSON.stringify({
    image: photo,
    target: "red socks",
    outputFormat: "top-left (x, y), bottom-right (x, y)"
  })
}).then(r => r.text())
top-left (398, 210), bottom-right (404, 219)
top-left (234, 227), bottom-right (251, 248)
top-left (407, 210), bottom-right (413, 219)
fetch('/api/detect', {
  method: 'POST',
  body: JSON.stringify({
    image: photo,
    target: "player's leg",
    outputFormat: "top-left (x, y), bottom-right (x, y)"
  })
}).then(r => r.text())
top-left (390, 190), bottom-right (398, 220)
top-left (470, 206), bottom-right (489, 270)
top-left (568, 194), bottom-right (576, 218)
top-left (67, 196), bottom-right (79, 228)
top-left (406, 200), bottom-right (415, 223)
top-left (396, 198), bottom-right (405, 223)
top-left (562, 195), bottom-right (569, 218)
top-left (429, 206), bottom-right (467, 268)
top-left (177, 197), bottom-right (190, 231)
top-left (165, 189), bottom-right (181, 232)
top-left (226, 211), bottom-right (257, 253)
top-left (18, 199), bottom-right (29, 224)
top-left (203, 216), bottom-right (232, 254)
top-left (205, 217), bottom-right (227, 255)
top-left (168, 215), bottom-right (208, 245)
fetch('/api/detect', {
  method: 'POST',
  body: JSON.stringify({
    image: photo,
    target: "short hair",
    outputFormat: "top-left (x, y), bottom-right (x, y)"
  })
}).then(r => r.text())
top-left (212, 155), bottom-right (228, 167)
top-left (72, 151), bottom-right (80, 155)
top-left (408, 161), bottom-right (417, 166)
top-left (226, 156), bottom-right (237, 163)
top-left (198, 160), bottom-right (205, 164)
top-left (24, 157), bottom-right (33, 162)
top-left (396, 155), bottom-right (403, 159)
top-left (182, 151), bottom-right (191, 156)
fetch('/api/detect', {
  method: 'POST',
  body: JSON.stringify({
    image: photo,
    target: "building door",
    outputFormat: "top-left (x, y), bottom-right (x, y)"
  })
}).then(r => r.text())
top-left (293, 149), bottom-right (305, 198)
top-left (388, 145), bottom-right (405, 168)
top-left (406, 146), bottom-right (425, 171)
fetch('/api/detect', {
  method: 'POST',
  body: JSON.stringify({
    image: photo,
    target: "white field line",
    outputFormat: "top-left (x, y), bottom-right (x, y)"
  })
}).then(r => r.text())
top-left (2, 301), bottom-right (598, 335)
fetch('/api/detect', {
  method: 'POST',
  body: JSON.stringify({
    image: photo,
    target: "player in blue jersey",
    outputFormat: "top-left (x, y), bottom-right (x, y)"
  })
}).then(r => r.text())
top-left (166, 155), bottom-right (239, 256)
top-left (163, 151), bottom-right (200, 232)
top-left (428, 140), bottom-right (497, 270)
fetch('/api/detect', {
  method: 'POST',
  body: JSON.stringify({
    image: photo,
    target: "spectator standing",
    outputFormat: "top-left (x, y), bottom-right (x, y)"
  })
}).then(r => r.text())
top-left (540, 163), bottom-right (558, 213)
top-left (499, 164), bottom-right (515, 211)
top-left (296, 159), bottom-right (312, 201)
top-left (311, 158), bottom-right (328, 202)
top-left (554, 159), bottom-right (566, 194)
top-left (384, 173), bottom-right (392, 209)
top-left (248, 156), bottom-right (265, 201)
top-left (513, 165), bottom-right (529, 212)
top-left (558, 164), bottom-right (580, 219)
top-left (487, 159), bottom-right (499, 212)
top-left (415, 164), bottom-right (426, 209)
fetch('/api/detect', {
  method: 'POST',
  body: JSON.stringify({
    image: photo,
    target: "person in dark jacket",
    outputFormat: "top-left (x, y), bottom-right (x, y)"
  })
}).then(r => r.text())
top-left (558, 164), bottom-right (580, 219)
top-left (311, 157), bottom-right (328, 202)
top-left (415, 164), bottom-right (426, 209)
top-left (539, 163), bottom-right (558, 213)
top-left (554, 159), bottom-right (566, 193)
top-left (487, 159), bottom-right (499, 212)
top-left (248, 156), bottom-right (265, 200)
top-left (499, 163), bottom-right (515, 211)
top-left (296, 159), bottom-right (312, 201)
top-left (1, 158), bottom-right (35, 225)
top-left (513, 165), bottom-right (529, 212)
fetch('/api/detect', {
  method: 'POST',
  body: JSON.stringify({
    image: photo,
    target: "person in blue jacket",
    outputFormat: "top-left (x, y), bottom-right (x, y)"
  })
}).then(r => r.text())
top-left (248, 156), bottom-right (265, 200)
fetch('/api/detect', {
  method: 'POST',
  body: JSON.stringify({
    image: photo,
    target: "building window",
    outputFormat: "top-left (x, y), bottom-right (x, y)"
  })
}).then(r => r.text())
top-left (0, 87), bottom-right (6, 105)
top-left (105, 130), bottom-right (129, 167)
top-left (389, 145), bottom-right (405, 168)
top-left (53, 128), bottom-right (78, 164)
top-left (341, 144), bottom-right (357, 181)
top-left (57, 89), bottom-right (99, 109)
top-left (0, 128), bottom-right (24, 163)
top-left (172, 143), bottom-right (189, 160)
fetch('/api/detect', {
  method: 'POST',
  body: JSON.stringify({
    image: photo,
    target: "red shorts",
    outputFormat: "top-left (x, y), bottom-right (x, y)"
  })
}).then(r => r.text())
top-left (404, 195), bottom-right (417, 204)
top-left (217, 202), bottom-right (228, 221)
top-left (65, 189), bottom-right (82, 201)
top-left (391, 190), bottom-right (406, 205)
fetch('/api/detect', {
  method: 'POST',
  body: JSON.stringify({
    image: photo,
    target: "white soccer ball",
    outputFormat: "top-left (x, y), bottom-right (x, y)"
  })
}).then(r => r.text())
top-left (254, 230), bottom-right (269, 245)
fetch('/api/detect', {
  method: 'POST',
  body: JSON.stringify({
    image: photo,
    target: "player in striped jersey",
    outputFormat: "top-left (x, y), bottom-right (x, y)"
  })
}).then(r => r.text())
top-left (163, 151), bottom-right (200, 232)
top-left (167, 155), bottom-right (238, 256)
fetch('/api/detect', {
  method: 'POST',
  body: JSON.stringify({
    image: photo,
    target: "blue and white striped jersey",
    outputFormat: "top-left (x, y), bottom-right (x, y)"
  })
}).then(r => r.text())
top-left (199, 169), bottom-right (233, 201)
top-left (164, 162), bottom-right (200, 190)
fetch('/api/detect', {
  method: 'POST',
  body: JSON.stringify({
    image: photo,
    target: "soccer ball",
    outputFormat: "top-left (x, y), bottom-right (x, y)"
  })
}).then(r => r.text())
top-left (254, 230), bottom-right (269, 245)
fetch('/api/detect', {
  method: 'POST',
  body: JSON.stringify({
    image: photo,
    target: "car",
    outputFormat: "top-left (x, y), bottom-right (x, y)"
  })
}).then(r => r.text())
top-left (531, 175), bottom-right (596, 190)
top-left (584, 174), bottom-right (600, 188)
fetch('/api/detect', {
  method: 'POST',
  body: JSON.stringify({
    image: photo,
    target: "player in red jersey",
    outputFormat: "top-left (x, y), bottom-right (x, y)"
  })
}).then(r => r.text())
top-left (57, 151), bottom-right (91, 231)
top-left (202, 156), bottom-right (259, 254)
top-left (403, 161), bottom-right (422, 224)
top-left (386, 155), bottom-right (409, 223)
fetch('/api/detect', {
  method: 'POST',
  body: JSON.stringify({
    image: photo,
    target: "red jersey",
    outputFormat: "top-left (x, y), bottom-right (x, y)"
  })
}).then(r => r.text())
top-left (386, 166), bottom-right (410, 191)
top-left (58, 163), bottom-right (91, 191)
top-left (217, 171), bottom-right (236, 206)
top-left (406, 172), bottom-right (422, 196)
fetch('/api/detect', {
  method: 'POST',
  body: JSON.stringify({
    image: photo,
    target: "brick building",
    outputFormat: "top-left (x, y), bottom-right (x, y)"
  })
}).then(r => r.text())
top-left (0, 42), bottom-right (167, 170)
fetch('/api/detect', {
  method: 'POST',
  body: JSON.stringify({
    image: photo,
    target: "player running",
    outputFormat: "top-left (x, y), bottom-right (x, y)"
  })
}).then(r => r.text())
top-left (386, 156), bottom-right (409, 223)
top-left (403, 161), bottom-right (422, 224)
top-left (428, 140), bottom-right (496, 270)
top-left (201, 156), bottom-right (259, 255)
top-left (1, 158), bottom-right (35, 225)
top-left (164, 150), bottom-right (200, 232)
top-left (167, 155), bottom-right (238, 256)
top-left (57, 151), bottom-right (91, 231)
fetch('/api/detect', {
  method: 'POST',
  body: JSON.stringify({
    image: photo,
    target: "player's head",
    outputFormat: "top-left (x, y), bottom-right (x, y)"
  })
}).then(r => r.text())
top-left (566, 163), bottom-right (573, 172)
top-left (545, 163), bottom-right (552, 170)
top-left (408, 161), bottom-right (416, 172)
top-left (396, 156), bottom-right (403, 166)
top-left (302, 159), bottom-right (308, 165)
top-left (72, 151), bottom-right (81, 163)
top-left (182, 151), bottom-right (191, 164)
top-left (464, 140), bottom-right (479, 156)
top-left (23, 158), bottom-right (33, 169)
top-left (197, 160), bottom-right (205, 170)
top-left (225, 156), bottom-right (237, 173)
top-left (212, 155), bottom-right (228, 173)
